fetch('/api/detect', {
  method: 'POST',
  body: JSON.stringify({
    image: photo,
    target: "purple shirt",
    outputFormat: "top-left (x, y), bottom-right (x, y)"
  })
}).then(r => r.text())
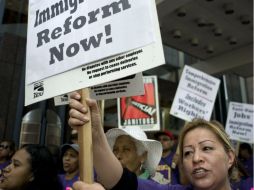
top-left (58, 173), bottom-right (79, 190)
top-left (138, 179), bottom-right (192, 190)
top-left (240, 156), bottom-right (253, 177)
top-left (231, 177), bottom-right (253, 190)
top-left (156, 152), bottom-right (180, 184)
top-left (0, 161), bottom-right (10, 170)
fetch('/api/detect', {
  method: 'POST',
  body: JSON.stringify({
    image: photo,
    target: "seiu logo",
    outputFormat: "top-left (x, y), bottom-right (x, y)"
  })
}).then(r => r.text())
top-left (34, 81), bottom-right (44, 98)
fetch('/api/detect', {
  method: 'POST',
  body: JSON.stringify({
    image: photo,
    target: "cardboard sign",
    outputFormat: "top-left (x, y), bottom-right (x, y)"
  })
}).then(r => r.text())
top-left (25, 0), bottom-right (165, 106)
top-left (170, 65), bottom-right (220, 121)
top-left (117, 76), bottom-right (160, 131)
top-left (26, 0), bottom-right (156, 84)
top-left (54, 73), bottom-right (144, 106)
top-left (225, 102), bottom-right (253, 143)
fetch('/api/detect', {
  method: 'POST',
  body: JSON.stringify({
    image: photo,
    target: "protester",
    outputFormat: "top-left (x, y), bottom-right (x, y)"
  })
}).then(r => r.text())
top-left (106, 126), bottom-right (163, 182)
top-left (230, 161), bottom-right (253, 190)
top-left (0, 139), bottom-right (15, 171)
top-left (154, 130), bottom-right (180, 184)
top-left (68, 91), bottom-right (237, 190)
top-left (59, 144), bottom-right (79, 190)
top-left (0, 144), bottom-right (62, 190)
top-left (238, 143), bottom-right (253, 177)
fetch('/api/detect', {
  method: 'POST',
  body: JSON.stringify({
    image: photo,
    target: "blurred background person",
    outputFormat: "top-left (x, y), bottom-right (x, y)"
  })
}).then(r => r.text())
top-left (154, 130), bottom-right (180, 184)
top-left (238, 143), bottom-right (253, 177)
top-left (58, 144), bottom-right (79, 190)
top-left (0, 139), bottom-right (15, 171)
top-left (230, 161), bottom-right (253, 190)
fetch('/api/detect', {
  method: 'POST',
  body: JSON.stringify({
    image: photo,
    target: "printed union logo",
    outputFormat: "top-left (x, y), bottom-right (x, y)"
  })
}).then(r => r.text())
top-left (33, 81), bottom-right (44, 98)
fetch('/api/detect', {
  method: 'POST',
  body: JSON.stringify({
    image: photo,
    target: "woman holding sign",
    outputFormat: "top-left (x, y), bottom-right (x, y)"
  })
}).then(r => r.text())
top-left (69, 92), bottom-right (237, 190)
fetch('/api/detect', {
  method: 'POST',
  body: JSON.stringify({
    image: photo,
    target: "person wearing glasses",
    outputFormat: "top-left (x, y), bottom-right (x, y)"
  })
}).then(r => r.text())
top-left (0, 140), bottom-right (15, 171)
top-left (154, 131), bottom-right (180, 184)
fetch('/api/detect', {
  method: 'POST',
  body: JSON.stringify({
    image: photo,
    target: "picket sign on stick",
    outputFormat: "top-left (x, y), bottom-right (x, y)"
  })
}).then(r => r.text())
top-left (78, 88), bottom-right (93, 183)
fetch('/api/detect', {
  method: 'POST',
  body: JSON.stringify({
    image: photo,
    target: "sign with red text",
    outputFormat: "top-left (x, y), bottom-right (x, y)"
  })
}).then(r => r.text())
top-left (117, 76), bottom-right (160, 131)
top-left (26, 0), bottom-right (156, 84)
top-left (170, 65), bottom-right (220, 121)
top-left (225, 102), bottom-right (253, 143)
top-left (25, 0), bottom-right (165, 106)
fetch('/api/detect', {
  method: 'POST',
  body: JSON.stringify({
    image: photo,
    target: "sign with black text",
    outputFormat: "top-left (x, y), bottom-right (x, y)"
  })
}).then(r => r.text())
top-left (170, 65), bottom-right (220, 121)
top-left (26, 0), bottom-right (156, 84)
top-left (53, 73), bottom-right (144, 106)
top-left (25, 0), bottom-right (165, 106)
top-left (225, 102), bottom-right (253, 143)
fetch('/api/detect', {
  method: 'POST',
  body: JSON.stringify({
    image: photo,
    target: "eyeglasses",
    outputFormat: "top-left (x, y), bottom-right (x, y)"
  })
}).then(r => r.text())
top-left (0, 144), bottom-right (9, 149)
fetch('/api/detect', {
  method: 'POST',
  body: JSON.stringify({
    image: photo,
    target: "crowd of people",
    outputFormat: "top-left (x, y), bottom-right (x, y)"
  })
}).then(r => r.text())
top-left (0, 92), bottom-right (253, 190)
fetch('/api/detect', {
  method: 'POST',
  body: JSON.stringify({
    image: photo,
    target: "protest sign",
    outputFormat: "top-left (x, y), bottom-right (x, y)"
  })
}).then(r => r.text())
top-left (26, 0), bottom-right (156, 84)
top-left (117, 76), bottom-right (160, 131)
top-left (225, 102), bottom-right (253, 143)
top-left (54, 73), bottom-right (144, 106)
top-left (25, 0), bottom-right (165, 106)
top-left (170, 65), bottom-right (220, 121)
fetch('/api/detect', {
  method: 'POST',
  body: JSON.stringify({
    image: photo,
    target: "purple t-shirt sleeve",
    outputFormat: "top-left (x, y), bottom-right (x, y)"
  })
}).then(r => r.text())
top-left (138, 178), bottom-right (191, 190)
top-left (110, 168), bottom-right (191, 190)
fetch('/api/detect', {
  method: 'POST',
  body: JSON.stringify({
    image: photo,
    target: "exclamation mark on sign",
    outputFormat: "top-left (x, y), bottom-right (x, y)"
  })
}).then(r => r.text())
top-left (105, 24), bottom-right (112, 44)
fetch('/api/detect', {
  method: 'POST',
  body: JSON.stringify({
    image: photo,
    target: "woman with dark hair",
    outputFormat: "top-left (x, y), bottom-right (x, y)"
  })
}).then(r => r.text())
top-left (0, 144), bottom-right (62, 190)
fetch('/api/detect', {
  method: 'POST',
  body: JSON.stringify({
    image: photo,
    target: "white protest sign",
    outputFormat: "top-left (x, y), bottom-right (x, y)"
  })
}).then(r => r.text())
top-left (25, 0), bottom-right (165, 106)
top-left (170, 65), bottom-right (220, 121)
top-left (225, 102), bottom-right (253, 143)
top-left (54, 73), bottom-right (144, 106)
top-left (26, 0), bottom-right (156, 84)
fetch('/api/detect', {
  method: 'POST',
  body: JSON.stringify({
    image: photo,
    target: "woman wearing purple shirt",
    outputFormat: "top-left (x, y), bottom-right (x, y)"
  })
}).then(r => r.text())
top-left (68, 92), bottom-right (237, 190)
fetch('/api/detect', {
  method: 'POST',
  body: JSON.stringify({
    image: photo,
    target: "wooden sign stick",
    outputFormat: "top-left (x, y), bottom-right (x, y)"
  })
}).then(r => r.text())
top-left (78, 88), bottom-right (93, 183)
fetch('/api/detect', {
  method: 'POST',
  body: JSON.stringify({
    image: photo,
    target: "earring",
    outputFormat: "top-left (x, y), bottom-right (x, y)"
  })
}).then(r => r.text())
top-left (139, 163), bottom-right (143, 171)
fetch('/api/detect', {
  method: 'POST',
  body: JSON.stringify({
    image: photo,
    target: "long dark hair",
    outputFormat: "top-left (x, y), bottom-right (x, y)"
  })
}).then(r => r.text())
top-left (22, 144), bottom-right (62, 190)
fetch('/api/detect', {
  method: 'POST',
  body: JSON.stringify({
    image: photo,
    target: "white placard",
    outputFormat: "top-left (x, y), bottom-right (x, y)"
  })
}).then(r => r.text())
top-left (170, 65), bottom-right (220, 121)
top-left (54, 73), bottom-right (144, 106)
top-left (25, 0), bottom-right (165, 106)
top-left (225, 102), bottom-right (253, 143)
top-left (26, 0), bottom-right (156, 84)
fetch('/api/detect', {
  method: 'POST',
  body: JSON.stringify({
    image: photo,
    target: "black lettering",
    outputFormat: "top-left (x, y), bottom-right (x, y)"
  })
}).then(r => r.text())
top-left (102, 0), bottom-right (131, 18)
top-left (73, 16), bottom-right (86, 29)
top-left (49, 43), bottom-right (64, 64)
top-left (66, 43), bottom-right (79, 57)
top-left (88, 9), bottom-right (100, 24)
top-left (80, 33), bottom-right (103, 51)
top-left (51, 27), bottom-right (62, 40)
top-left (51, 1), bottom-right (64, 17)
top-left (37, 29), bottom-right (50, 47)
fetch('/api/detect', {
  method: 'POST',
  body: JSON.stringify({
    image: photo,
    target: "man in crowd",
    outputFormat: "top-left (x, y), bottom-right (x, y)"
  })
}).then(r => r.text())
top-left (154, 130), bottom-right (180, 184)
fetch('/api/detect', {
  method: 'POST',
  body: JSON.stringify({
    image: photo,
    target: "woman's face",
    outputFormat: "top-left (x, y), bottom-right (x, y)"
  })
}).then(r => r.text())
top-left (182, 128), bottom-right (234, 190)
top-left (62, 148), bottom-right (79, 174)
top-left (0, 148), bottom-right (33, 190)
top-left (113, 135), bottom-right (145, 173)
